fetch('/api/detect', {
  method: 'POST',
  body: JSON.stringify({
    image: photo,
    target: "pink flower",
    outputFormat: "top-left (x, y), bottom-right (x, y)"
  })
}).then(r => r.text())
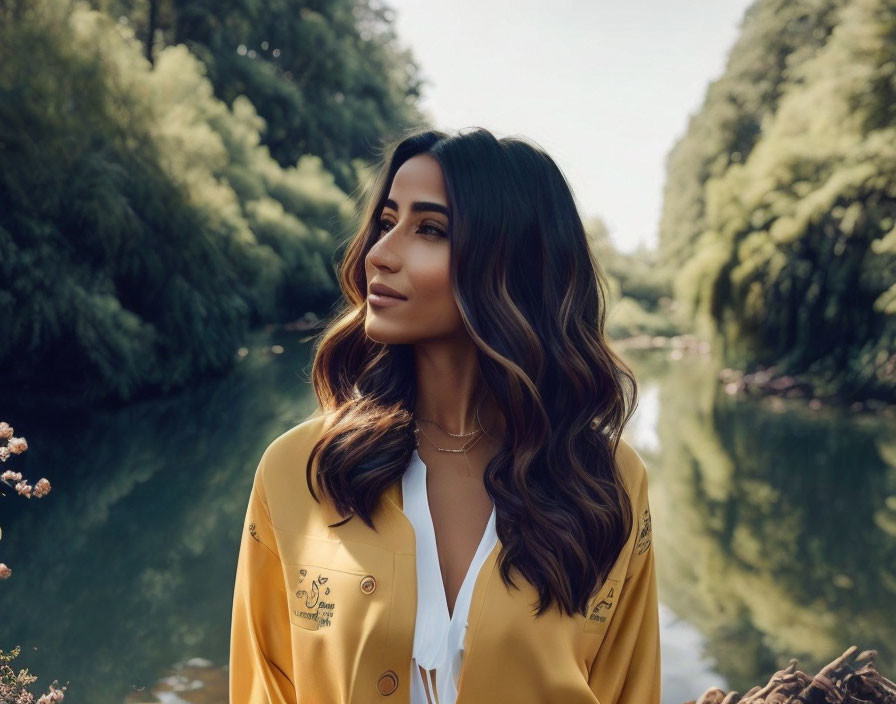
top-left (0, 563), bottom-right (11, 579)
top-left (1, 470), bottom-right (22, 483)
top-left (0, 421), bottom-right (12, 439)
top-left (33, 478), bottom-right (52, 498)
top-left (7, 436), bottom-right (28, 454)
top-left (0, 446), bottom-right (9, 462)
top-left (37, 684), bottom-right (66, 702)
top-left (15, 480), bottom-right (32, 498)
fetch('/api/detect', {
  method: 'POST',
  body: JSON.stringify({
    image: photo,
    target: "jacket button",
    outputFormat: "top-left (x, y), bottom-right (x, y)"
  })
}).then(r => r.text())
top-left (376, 670), bottom-right (398, 696)
top-left (360, 575), bottom-right (376, 594)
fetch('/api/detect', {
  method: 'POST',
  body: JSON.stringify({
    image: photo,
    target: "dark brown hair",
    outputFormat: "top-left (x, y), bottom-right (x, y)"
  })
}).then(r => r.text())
top-left (306, 126), bottom-right (638, 618)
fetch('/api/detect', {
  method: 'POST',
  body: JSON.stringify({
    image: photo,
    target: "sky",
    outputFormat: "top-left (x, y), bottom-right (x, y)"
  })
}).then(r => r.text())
top-left (386, 0), bottom-right (756, 254)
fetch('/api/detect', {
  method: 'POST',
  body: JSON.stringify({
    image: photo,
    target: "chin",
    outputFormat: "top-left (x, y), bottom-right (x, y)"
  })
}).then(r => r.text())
top-left (364, 320), bottom-right (406, 345)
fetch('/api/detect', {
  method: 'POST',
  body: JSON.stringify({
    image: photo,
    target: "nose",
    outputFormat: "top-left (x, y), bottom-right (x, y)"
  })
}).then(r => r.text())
top-left (366, 223), bottom-right (402, 272)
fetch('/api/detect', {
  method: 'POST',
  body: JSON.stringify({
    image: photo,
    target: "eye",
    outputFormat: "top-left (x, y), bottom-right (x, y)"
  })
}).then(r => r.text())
top-left (377, 218), bottom-right (447, 240)
top-left (418, 224), bottom-right (447, 239)
top-left (377, 218), bottom-right (394, 235)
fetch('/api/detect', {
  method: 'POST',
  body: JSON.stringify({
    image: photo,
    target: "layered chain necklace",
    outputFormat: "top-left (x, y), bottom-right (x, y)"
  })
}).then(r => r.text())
top-left (413, 392), bottom-right (493, 476)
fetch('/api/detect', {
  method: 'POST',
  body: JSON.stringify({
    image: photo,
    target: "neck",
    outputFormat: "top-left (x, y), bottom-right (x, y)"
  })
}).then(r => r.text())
top-left (411, 339), bottom-right (506, 443)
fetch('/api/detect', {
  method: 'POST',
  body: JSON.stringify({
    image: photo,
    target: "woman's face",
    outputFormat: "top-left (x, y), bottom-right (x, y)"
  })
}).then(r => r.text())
top-left (364, 154), bottom-right (463, 344)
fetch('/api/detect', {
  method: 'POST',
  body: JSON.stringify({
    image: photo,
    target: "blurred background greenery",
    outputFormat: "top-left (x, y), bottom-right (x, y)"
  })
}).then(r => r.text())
top-left (1, 0), bottom-right (895, 702)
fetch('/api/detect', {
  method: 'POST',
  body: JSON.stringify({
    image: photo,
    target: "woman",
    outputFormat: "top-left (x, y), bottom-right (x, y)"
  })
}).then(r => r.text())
top-left (230, 127), bottom-right (661, 703)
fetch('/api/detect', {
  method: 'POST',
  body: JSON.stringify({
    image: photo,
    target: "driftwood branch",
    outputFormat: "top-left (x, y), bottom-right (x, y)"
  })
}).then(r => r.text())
top-left (685, 646), bottom-right (896, 704)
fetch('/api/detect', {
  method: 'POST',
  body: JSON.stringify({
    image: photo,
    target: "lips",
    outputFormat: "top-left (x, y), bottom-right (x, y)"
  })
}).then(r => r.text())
top-left (369, 282), bottom-right (407, 299)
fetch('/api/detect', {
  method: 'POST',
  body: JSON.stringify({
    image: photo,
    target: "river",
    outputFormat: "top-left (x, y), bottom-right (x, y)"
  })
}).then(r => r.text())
top-left (2, 329), bottom-right (894, 703)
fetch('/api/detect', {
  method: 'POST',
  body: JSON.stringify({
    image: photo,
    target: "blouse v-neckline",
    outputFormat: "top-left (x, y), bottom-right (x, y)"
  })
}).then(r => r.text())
top-left (402, 447), bottom-right (498, 704)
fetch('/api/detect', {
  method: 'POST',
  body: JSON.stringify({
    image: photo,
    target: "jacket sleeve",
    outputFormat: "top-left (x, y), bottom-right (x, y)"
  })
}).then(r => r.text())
top-left (587, 452), bottom-right (661, 704)
top-left (229, 450), bottom-right (297, 704)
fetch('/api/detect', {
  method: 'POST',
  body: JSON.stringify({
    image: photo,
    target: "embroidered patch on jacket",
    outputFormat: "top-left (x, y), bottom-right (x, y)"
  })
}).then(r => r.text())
top-left (588, 586), bottom-right (615, 623)
top-left (584, 576), bottom-right (621, 633)
top-left (635, 508), bottom-right (652, 554)
top-left (294, 569), bottom-right (336, 628)
top-left (248, 521), bottom-right (261, 543)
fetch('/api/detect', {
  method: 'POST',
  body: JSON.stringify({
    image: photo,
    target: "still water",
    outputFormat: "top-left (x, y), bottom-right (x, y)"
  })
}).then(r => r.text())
top-left (1, 330), bottom-right (894, 703)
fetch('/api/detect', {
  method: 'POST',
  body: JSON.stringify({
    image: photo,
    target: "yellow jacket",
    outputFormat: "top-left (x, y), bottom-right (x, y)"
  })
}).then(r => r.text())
top-left (230, 412), bottom-right (661, 703)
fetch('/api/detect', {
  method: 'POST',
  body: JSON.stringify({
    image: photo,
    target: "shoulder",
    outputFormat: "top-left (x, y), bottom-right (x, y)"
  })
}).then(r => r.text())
top-left (613, 436), bottom-right (649, 501)
top-left (254, 408), bottom-right (342, 531)
top-left (259, 406), bottom-right (344, 473)
top-left (254, 408), bottom-right (340, 495)
top-left (258, 409), bottom-right (335, 476)
top-left (613, 437), bottom-right (654, 564)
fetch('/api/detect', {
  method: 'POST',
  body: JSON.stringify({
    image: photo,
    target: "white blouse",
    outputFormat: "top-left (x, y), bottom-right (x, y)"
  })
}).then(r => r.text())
top-left (401, 448), bottom-right (498, 704)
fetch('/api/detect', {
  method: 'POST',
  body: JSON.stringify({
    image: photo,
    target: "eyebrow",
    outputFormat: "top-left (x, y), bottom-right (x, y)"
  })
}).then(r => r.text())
top-left (381, 198), bottom-right (450, 219)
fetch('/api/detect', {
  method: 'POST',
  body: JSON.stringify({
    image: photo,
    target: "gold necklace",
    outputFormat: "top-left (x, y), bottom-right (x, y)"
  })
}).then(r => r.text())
top-left (413, 393), bottom-right (484, 453)
top-left (414, 421), bottom-right (484, 453)
top-left (415, 424), bottom-right (485, 477)
top-left (414, 394), bottom-right (485, 438)
top-left (412, 390), bottom-right (500, 478)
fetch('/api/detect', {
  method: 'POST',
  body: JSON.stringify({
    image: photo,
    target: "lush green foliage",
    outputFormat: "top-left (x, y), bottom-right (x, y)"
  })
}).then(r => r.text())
top-left (0, 0), bottom-right (420, 403)
top-left (659, 0), bottom-right (896, 402)
top-left (91, 0), bottom-right (426, 194)
top-left (585, 217), bottom-right (684, 339)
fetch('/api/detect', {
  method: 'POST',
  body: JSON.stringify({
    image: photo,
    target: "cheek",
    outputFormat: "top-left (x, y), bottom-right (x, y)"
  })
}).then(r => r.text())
top-left (410, 257), bottom-right (454, 307)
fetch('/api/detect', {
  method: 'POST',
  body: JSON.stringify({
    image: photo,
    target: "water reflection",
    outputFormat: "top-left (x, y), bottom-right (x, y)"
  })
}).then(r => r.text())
top-left (1, 331), bottom-right (319, 703)
top-left (121, 658), bottom-right (226, 704)
top-left (1, 333), bottom-right (893, 703)
top-left (623, 347), bottom-right (896, 697)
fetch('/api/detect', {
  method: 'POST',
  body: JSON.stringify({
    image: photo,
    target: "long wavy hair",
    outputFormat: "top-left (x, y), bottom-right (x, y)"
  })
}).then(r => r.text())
top-left (306, 126), bottom-right (639, 618)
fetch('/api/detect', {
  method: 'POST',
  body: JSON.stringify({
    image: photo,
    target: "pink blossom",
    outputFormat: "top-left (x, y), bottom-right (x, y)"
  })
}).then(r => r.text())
top-left (0, 421), bottom-right (12, 439)
top-left (37, 684), bottom-right (66, 702)
top-left (14, 480), bottom-right (32, 498)
top-left (0, 563), bottom-right (11, 579)
top-left (32, 478), bottom-right (52, 498)
top-left (1, 469), bottom-right (22, 483)
top-left (7, 436), bottom-right (28, 454)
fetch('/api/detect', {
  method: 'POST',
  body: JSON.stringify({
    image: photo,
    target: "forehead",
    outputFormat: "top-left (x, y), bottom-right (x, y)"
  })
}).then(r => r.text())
top-left (388, 154), bottom-right (448, 204)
